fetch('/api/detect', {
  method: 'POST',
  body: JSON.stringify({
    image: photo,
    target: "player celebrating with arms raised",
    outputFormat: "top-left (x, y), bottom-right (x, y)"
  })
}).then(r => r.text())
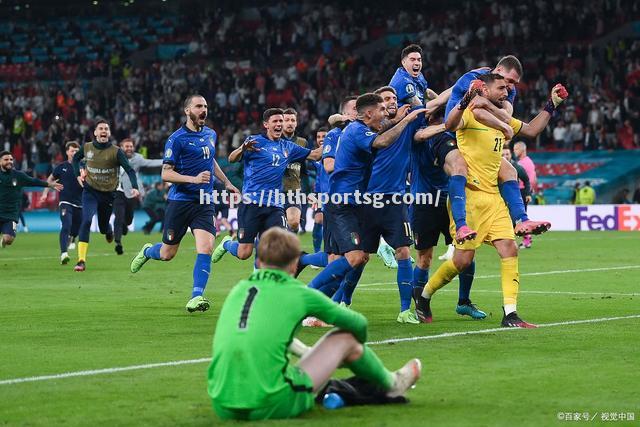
top-left (130, 94), bottom-right (238, 313)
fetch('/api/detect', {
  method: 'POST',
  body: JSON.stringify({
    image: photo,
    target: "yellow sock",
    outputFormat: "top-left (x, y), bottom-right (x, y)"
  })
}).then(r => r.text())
top-left (78, 242), bottom-right (89, 262)
top-left (501, 256), bottom-right (519, 307)
top-left (424, 259), bottom-right (460, 297)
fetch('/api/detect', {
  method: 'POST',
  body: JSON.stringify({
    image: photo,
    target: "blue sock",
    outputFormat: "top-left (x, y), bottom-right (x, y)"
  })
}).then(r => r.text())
top-left (458, 260), bottom-right (475, 305)
top-left (397, 258), bottom-right (413, 311)
top-left (449, 175), bottom-right (468, 229)
top-left (312, 222), bottom-right (323, 253)
top-left (341, 265), bottom-right (365, 305)
top-left (309, 257), bottom-right (353, 292)
top-left (301, 251), bottom-right (328, 267)
top-left (412, 266), bottom-right (429, 289)
top-left (144, 243), bottom-right (163, 260)
top-left (499, 180), bottom-right (529, 223)
top-left (192, 253), bottom-right (212, 298)
top-left (223, 240), bottom-right (239, 258)
top-left (332, 284), bottom-right (345, 303)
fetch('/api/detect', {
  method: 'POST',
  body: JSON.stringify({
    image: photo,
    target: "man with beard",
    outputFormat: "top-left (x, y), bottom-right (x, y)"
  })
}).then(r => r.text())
top-left (73, 119), bottom-right (140, 272)
top-left (130, 95), bottom-right (239, 313)
top-left (281, 108), bottom-right (308, 233)
top-left (1, 151), bottom-right (62, 249)
top-left (113, 138), bottom-right (163, 255)
top-left (211, 108), bottom-right (323, 266)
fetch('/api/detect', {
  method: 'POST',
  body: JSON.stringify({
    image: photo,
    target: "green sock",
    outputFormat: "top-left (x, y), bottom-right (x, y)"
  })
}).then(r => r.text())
top-left (346, 345), bottom-right (394, 390)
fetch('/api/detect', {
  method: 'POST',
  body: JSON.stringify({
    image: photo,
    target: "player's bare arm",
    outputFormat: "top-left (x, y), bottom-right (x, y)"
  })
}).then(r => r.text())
top-left (471, 108), bottom-right (515, 141)
top-left (372, 108), bottom-right (426, 149)
top-left (228, 138), bottom-right (259, 163)
top-left (378, 105), bottom-right (411, 133)
top-left (322, 157), bottom-right (335, 174)
top-left (425, 87), bottom-right (453, 114)
top-left (161, 163), bottom-right (210, 184)
top-left (468, 96), bottom-right (512, 123)
top-left (517, 84), bottom-right (569, 138)
top-left (306, 146), bottom-right (323, 161)
top-left (413, 123), bottom-right (447, 143)
top-left (213, 160), bottom-right (239, 193)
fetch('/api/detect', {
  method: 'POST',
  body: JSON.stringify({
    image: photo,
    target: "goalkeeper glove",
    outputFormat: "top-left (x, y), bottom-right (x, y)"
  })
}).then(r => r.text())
top-left (544, 84), bottom-right (569, 113)
top-left (458, 79), bottom-right (484, 110)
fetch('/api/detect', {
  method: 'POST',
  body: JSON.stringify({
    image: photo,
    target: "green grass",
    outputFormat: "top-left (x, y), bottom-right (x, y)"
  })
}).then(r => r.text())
top-left (1, 231), bottom-right (639, 426)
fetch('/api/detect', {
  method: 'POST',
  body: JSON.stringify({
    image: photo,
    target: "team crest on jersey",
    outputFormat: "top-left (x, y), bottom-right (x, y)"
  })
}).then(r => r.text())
top-left (406, 83), bottom-right (415, 94)
top-left (365, 131), bottom-right (375, 137)
top-left (238, 228), bottom-right (245, 240)
top-left (350, 232), bottom-right (360, 246)
top-left (86, 150), bottom-right (94, 159)
top-left (165, 148), bottom-right (172, 158)
top-left (323, 144), bottom-right (331, 154)
top-left (200, 138), bottom-right (204, 142)
top-left (167, 229), bottom-right (174, 241)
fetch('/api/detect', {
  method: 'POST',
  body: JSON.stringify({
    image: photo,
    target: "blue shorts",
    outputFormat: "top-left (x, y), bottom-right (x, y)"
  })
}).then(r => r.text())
top-left (0, 218), bottom-right (17, 237)
top-left (411, 201), bottom-right (452, 250)
top-left (360, 197), bottom-right (413, 252)
top-left (237, 203), bottom-right (286, 244)
top-left (163, 200), bottom-right (216, 245)
top-left (323, 202), bottom-right (364, 255)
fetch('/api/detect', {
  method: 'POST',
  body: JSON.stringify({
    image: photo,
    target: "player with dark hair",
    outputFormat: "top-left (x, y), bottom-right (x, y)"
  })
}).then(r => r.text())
top-left (130, 94), bottom-right (239, 313)
top-left (72, 119), bottom-right (140, 272)
top-left (1, 151), bottom-right (62, 249)
top-left (307, 93), bottom-right (425, 297)
top-left (208, 227), bottom-right (421, 421)
top-left (414, 74), bottom-right (568, 327)
top-left (211, 108), bottom-right (323, 265)
top-left (41, 141), bottom-right (84, 264)
top-left (281, 108), bottom-right (308, 233)
top-left (310, 126), bottom-right (328, 252)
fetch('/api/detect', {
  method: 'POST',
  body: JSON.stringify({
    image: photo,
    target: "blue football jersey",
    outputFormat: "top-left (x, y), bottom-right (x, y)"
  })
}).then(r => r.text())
top-left (444, 68), bottom-right (517, 122)
top-left (389, 67), bottom-right (429, 107)
top-left (242, 134), bottom-right (310, 207)
top-left (52, 161), bottom-right (83, 207)
top-left (328, 120), bottom-right (377, 203)
top-left (313, 160), bottom-right (329, 194)
top-left (321, 127), bottom-right (341, 160)
top-left (410, 132), bottom-right (450, 203)
top-left (367, 108), bottom-right (425, 195)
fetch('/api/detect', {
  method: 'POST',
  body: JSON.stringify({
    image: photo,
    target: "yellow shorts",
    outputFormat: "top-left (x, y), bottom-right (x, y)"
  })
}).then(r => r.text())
top-left (449, 189), bottom-right (514, 250)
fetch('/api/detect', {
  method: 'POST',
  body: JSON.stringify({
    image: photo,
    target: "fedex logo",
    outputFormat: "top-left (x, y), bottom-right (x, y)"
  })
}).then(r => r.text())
top-left (576, 206), bottom-right (640, 231)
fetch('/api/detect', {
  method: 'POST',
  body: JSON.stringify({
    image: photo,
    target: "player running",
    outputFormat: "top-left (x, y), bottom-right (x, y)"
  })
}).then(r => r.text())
top-left (113, 138), bottom-right (163, 255)
top-left (1, 151), bottom-right (62, 249)
top-left (72, 119), bottom-right (140, 272)
top-left (130, 94), bottom-right (239, 313)
top-left (414, 74), bottom-right (568, 327)
top-left (281, 108), bottom-right (308, 233)
top-left (411, 110), bottom-right (486, 320)
top-left (40, 141), bottom-right (83, 264)
top-left (208, 227), bottom-right (421, 421)
top-left (211, 108), bottom-right (322, 264)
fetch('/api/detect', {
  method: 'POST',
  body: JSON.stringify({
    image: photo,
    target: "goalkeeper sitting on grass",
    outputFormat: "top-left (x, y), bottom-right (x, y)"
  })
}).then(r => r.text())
top-left (207, 227), bottom-right (422, 421)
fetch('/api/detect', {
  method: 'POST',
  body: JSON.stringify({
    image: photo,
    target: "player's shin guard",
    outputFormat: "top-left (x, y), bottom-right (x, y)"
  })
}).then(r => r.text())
top-left (309, 257), bottom-right (353, 294)
top-left (223, 240), bottom-right (240, 258)
top-left (346, 345), bottom-right (394, 390)
top-left (144, 243), bottom-right (163, 260)
top-left (423, 259), bottom-right (460, 298)
top-left (192, 253), bottom-right (212, 297)
top-left (78, 242), bottom-right (88, 262)
top-left (449, 175), bottom-right (468, 230)
top-left (312, 223), bottom-right (323, 253)
top-left (458, 260), bottom-right (476, 305)
top-left (501, 256), bottom-right (519, 315)
top-left (499, 180), bottom-right (529, 223)
top-left (397, 259), bottom-right (413, 311)
top-left (301, 251), bottom-right (328, 267)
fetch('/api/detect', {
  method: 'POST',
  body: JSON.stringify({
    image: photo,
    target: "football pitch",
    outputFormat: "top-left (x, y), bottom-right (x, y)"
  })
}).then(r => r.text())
top-left (1, 231), bottom-right (638, 426)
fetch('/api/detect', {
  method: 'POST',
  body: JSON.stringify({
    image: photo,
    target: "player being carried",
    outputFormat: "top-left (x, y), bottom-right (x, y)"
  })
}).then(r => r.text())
top-left (130, 94), bottom-right (239, 313)
top-left (208, 227), bottom-right (421, 421)
top-left (414, 74), bottom-right (568, 327)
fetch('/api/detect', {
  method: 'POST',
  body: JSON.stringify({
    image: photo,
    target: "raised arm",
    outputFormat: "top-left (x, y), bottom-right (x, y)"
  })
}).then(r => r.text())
top-left (414, 123), bottom-right (446, 143)
top-left (425, 86), bottom-right (453, 113)
top-left (518, 84), bottom-right (569, 139)
top-left (372, 108), bottom-right (426, 149)
top-left (228, 138), bottom-right (259, 163)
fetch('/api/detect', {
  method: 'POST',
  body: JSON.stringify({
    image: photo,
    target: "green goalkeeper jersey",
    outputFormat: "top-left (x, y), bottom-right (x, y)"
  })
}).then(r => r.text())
top-left (207, 268), bottom-right (368, 408)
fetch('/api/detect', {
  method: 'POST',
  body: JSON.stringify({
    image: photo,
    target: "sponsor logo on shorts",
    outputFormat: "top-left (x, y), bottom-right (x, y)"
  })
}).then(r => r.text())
top-left (167, 229), bottom-right (174, 241)
top-left (350, 232), bottom-right (360, 246)
top-left (238, 228), bottom-right (245, 240)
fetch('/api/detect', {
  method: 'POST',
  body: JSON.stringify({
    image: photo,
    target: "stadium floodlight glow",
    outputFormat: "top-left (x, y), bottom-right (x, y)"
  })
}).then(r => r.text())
top-left (92, 0), bottom-right (98, 5)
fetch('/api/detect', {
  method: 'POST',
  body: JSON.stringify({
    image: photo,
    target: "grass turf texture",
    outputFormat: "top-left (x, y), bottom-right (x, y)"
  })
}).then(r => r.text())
top-left (1, 231), bottom-right (638, 426)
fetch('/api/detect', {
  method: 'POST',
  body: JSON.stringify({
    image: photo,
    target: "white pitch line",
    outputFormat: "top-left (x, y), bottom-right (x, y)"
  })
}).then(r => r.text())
top-left (356, 288), bottom-right (640, 297)
top-left (1, 314), bottom-right (639, 386)
top-left (358, 264), bottom-right (640, 287)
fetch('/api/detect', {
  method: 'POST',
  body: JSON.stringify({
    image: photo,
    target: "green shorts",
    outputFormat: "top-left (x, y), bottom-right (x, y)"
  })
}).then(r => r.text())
top-left (212, 366), bottom-right (315, 421)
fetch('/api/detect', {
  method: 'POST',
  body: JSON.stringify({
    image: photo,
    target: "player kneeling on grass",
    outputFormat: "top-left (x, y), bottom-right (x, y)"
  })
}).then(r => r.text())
top-left (207, 227), bottom-right (421, 421)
